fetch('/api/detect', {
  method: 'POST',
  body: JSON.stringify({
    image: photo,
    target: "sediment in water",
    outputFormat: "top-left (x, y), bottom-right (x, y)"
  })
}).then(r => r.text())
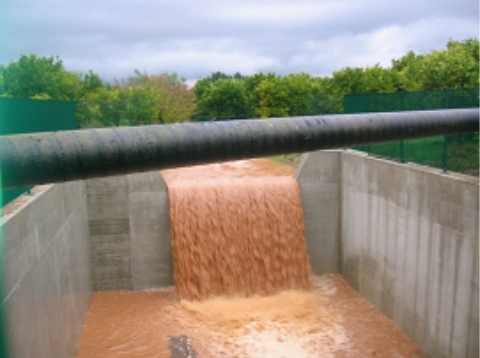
top-left (168, 176), bottom-right (310, 300)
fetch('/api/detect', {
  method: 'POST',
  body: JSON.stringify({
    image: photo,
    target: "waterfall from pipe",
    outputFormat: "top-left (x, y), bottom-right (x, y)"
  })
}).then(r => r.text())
top-left (168, 176), bottom-right (310, 300)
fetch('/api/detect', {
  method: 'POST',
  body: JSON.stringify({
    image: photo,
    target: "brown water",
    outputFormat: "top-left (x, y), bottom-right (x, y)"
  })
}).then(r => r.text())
top-left (76, 274), bottom-right (425, 357)
top-left (76, 159), bottom-right (426, 357)
top-left (169, 176), bottom-right (310, 299)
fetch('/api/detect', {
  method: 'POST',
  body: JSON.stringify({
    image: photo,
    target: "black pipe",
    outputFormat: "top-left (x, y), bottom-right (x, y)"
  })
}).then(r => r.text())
top-left (0, 108), bottom-right (478, 189)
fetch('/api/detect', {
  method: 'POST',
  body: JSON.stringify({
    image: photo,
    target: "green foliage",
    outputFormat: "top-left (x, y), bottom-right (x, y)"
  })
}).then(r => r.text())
top-left (391, 39), bottom-right (480, 91)
top-left (0, 55), bottom-right (196, 128)
top-left (135, 71), bottom-right (195, 124)
top-left (252, 73), bottom-right (319, 118)
top-left (194, 79), bottom-right (250, 120)
top-left (242, 72), bottom-right (277, 117)
top-left (80, 70), bottom-right (105, 98)
top-left (193, 39), bottom-right (478, 121)
top-left (193, 71), bottom-right (260, 120)
top-left (327, 38), bottom-right (480, 94)
top-left (255, 75), bottom-right (290, 118)
top-left (0, 67), bottom-right (4, 94)
top-left (0, 54), bottom-right (81, 100)
top-left (330, 67), bottom-right (366, 95)
top-left (282, 73), bottom-right (315, 116)
top-left (1, 38), bottom-right (477, 131)
top-left (447, 133), bottom-right (479, 176)
top-left (194, 71), bottom-right (344, 120)
top-left (77, 71), bottom-right (196, 127)
top-left (201, 71), bottom-right (245, 83)
top-left (310, 78), bottom-right (344, 114)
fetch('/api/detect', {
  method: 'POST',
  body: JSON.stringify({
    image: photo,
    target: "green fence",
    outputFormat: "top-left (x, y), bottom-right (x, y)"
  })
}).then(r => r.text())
top-left (344, 88), bottom-right (479, 113)
top-left (344, 89), bottom-right (479, 176)
top-left (0, 98), bottom-right (77, 206)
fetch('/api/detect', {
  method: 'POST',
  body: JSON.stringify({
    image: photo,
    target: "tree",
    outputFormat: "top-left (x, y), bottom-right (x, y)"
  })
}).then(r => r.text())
top-left (117, 71), bottom-right (196, 124)
top-left (390, 51), bottom-right (426, 91)
top-left (200, 71), bottom-right (245, 83)
top-left (80, 70), bottom-right (105, 98)
top-left (196, 79), bottom-right (250, 120)
top-left (76, 70), bottom-right (115, 127)
top-left (0, 66), bottom-right (4, 94)
top-left (193, 71), bottom-right (250, 120)
top-left (330, 67), bottom-right (366, 95)
top-left (255, 76), bottom-right (291, 118)
top-left (117, 85), bottom-right (157, 126)
top-left (310, 77), bottom-right (344, 114)
top-left (362, 65), bottom-right (398, 93)
top-left (243, 72), bottom-right (277, 117)
top-left (282, 73), bottom-right (314, 116)
top-left (0, 54), bottom-right (81, 100)
top-left (193, 78), bottom-right (212, 101)
top-left (391, 39), bottom-right (479, 91)
top-left (419, 39), bottom-right (479, 89)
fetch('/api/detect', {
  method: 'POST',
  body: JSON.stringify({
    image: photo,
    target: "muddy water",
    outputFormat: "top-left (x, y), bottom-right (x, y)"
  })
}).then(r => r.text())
top-left (167, 159), bottom-right (309, 299)
top-left (76, 159), bottom-right (425, 357)
top-left (161, 159), bottom-right (295, 183)
top-left (76, 274), bottom-right (425, 357)
top-left (169, 176), bottom-right (309, 299)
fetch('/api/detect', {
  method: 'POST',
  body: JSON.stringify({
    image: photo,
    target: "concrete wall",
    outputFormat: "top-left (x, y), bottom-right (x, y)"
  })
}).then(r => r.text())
top-left (297, 150), bottom-right (479, 358)
top-left (0, 181), bottom-right (91, 358)
top-left (84, 153), bottom-right (478, 358)
top-left (294, 151), bottom-right (341, 274)
top-left (86, 171), bottom-right (173, 291)
top-left (3, 151), bottom-right (476, 358)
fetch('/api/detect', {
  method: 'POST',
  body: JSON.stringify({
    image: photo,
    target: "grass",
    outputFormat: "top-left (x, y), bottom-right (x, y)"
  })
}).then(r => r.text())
top-left (448, 138), bottom-right (479, 176)
top-left (266, 133), bottom-right (479, 176)
top-left (268, 153), bottom-right (302, 168)
top-left (356, 134), bottom-right (479, 176)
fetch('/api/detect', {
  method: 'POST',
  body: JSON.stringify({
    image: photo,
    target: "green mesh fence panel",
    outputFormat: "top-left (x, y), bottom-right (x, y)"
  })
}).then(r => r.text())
top-left (0, 98), bottom-right (77, 206)
top-left (344, 88), bottom-right (479, 113)
top-left (345, 89), bottom-right (479, 176)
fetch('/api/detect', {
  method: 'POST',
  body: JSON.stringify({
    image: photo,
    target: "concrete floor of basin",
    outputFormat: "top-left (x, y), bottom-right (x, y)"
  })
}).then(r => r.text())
top-left (75, 274), bottom-right (427, 358)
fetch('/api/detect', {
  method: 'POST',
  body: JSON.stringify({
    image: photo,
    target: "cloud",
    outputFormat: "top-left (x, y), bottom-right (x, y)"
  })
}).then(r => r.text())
top-left (288, 16), bottom-right (479, 76)
top-left (65, 38), bottom-right (278, 81)
top-left (1, 0), bottom-right (478, 82)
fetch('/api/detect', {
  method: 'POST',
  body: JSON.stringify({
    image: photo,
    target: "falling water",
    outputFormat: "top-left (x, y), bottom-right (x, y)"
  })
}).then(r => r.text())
top-left (168, 176), bottom-right (310, 300)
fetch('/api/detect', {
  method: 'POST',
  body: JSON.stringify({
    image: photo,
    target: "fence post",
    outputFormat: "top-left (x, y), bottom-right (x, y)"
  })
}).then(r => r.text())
top-left (443, 135), bottom-right (448, 173)
top-left (400, 140), bottom-right (405, 163)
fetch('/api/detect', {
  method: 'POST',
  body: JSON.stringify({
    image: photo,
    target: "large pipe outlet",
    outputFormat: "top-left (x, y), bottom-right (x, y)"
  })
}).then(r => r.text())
top-left (0, 108), bottom-right (478, 189)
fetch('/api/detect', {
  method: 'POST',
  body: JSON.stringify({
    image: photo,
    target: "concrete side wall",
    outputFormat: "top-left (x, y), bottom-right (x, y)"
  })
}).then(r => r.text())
top-left (86, 171), bottom-right (173, 291)
top-left (86, 176), bottom-right (132, 290)
top-left (295, 151), bottom-right (341, 274)
top-left (297, 150), bottom-right (479, 357)
top-left (339, 150), bottom-right (479, 358)
top-left (1, 181), bottom-right (91, 358)
top-left (127, 172), bottom-right (174, 290)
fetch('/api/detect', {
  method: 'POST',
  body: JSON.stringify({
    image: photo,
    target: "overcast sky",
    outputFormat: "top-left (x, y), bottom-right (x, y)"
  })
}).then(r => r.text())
top-left (1, 0), bottom-right (478, 83)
